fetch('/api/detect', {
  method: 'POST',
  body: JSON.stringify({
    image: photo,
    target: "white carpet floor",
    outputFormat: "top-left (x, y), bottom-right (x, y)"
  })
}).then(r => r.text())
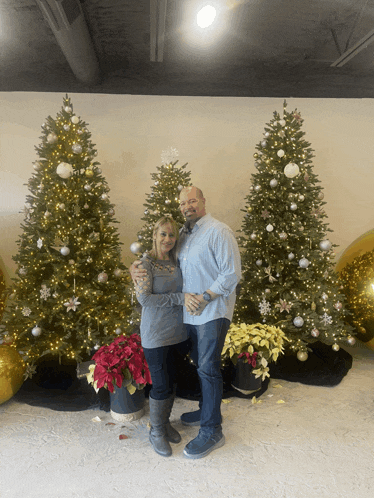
top-left (1, 343), bottom-right (373, 498)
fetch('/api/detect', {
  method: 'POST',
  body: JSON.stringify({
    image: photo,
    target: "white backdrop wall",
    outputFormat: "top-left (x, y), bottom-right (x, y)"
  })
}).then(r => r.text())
top-left (1, 92), bottom-right (374, 282)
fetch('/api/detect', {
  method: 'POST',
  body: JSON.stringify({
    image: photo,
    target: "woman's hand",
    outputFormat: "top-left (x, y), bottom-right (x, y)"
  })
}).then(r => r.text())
top-left (129, 261), bottom-right (147, 283)
top-left (184, 293), bottom-right (201, 313)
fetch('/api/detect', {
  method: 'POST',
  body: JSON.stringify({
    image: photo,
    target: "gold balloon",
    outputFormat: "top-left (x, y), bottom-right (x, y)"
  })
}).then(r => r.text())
top-left (0, 345), bottom-right (26, 405)
top-left (85, 168), bottom-right (94, 177)
top-left (335, 229), bottom-right (374, 273)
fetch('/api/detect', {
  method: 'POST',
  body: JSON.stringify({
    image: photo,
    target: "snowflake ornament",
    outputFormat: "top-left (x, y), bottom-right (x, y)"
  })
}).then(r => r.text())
top-left (259, 297), bottom-right (271, 315)
top-left (161, 147), bottom-right (179, 165)
top-left (22, 307), bottom-right (31, 317)
top-left (320, 312), bottom-right (333, 326)
top-left (37, 238), bottom-right (43, 249)
top-left (64, 296), bottom-right (81, 312)
top-left (40, 284), bottom-right (51, 301)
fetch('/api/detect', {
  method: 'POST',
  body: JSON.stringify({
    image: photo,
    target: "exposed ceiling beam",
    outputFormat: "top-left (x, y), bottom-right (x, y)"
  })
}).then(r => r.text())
top-left (150, 0), bottom-right (167, 62)
top-left (331, 26), bottom-right (374, 67)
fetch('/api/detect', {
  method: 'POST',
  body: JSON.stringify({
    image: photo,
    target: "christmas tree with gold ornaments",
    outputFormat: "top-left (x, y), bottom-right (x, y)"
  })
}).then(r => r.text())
top-left (130, 147), bottom-right (192, 255)
top-left (0, 95), bottom-right (132, 378)
top-left (234, 101), bottom-right (355, 361)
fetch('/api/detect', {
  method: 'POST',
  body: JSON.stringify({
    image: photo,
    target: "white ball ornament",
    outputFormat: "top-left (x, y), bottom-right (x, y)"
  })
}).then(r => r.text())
top-left (63, 124), bottom-right (70, 131)
top-left (71, 116), bottom-right (79, 124)
top-left (250, 233), bottom-right (257, 240)
top-left (279, 232), bottom-right (288, 240)
top-left (101, 193), bottom-right (108, 200)
top-left (299, 258), bottom-right (310, 268)
top-left (261, 140), bottom-right (267, 147)
top-left (47, 132), bottom-right (58, 144)
top-left (279, 119), bottom-right (286, 126)
top-left (277, 149), bottom-right (285, 158)
top-left (318, 192), bottom-right (324, 200)
top-left (270, 179), bottom-right (278, 188)
top-left (288, 253), bottom-right (294, 262)
top-left (284, 162), bottom-right (300, 178)
top-left (254, 185), bottom-right (261, 192)
top-left (56, 162), bottom-right (74, 179)
top-left (178, 185), bottom-right (183, 191)
top-left (290, 203), bottom-right (298, 211)
top-left (256, 260), bottom-right (262, 266)
top-left (266, 224), bottom-right (274, 232)
top-left (130, 242), bottom-right (143, 254)
top-left (32, 326), bottom-right (42, 337)
top-left (33, 161), bottom-right (41, 171)
top-left (114, 269), bottom-right (122, 277)
top-left (264, 132), bottom-right (270, 138)
top-left (72, 144), bottom-right (82, 154)
top-left (297, 351), bottom-right (308, 361)
top-left (115, 328), bottom-right (122, 335)
top-left (84, 184), bottom-right (92, 191)
top-left (59, 203), bottom-right (65, 210)
top-left (298, 194), bottom-right (305, 202)
top-left (98, 272), bottom-right (108, 283)
top-left (319, 240), bottom-right (332, 251)
top-left (64, 106), bottom-right (72, 113)
top-left (60, 246), bottom-right (70, 256)
top-left (293, 316), bottom-right (304, 327)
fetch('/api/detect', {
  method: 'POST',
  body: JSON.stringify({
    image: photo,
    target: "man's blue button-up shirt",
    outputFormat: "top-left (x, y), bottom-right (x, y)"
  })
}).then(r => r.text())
top-left (177, 213), bottom-right (241, 325)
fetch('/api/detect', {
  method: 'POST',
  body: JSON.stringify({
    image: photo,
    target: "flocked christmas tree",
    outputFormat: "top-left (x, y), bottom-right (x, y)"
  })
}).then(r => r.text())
top-left (131, 147), bottom-right (192, 255)
top-left (234, 101), bottom-right (355, 360)
top-left (0, 95), bottom-right (132, 376)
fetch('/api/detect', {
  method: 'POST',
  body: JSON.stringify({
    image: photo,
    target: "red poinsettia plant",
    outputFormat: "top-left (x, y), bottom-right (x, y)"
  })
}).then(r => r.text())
top-left (87, 333), bottom-right (152, 394)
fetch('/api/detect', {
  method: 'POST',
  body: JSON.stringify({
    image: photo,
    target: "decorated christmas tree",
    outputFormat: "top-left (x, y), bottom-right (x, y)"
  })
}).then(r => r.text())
top-left (0, 95), bottom-right (132, 377)
top-left (130, 147), bottom-right (192, 254)
top-left (234, 101), bottom-right (355, 360)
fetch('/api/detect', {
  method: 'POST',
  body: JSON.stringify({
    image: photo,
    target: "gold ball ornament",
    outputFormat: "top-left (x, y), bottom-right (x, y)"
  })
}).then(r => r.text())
top-left (0, 345), bottom-right (26, 405)
top-left (85, 168), bottom-right (94, 178)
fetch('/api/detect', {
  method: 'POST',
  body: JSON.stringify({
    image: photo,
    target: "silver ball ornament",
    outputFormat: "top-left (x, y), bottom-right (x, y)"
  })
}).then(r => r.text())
top-left (288, 252), bottom-right (295, 260)
top-left (284, 162), bottom-right (300, 178)
top-left (293, 316), bottom-right (304, 327)
top-left (347, 336), bottom-right (356, 346)
top-left (59, 203), bottom-right (65, 210)
top-left (47, 133), bottom-right (58, 144)
top-left (33, 161), bottom-right (41, 171)
top-left (84, 184), bottom-right (91, 191)
top-left (270, 179), bottom-right (278, 188)
top-left (130, 242), bottom-right (143, 254)
top-left (32, 326), bottom-right (42, 337)
top-left (60, 246), bottom-right (70, 256)
top-left (115, 328), bottom-right (122, 335)
top-left (64, 106), bottom-right (72, 113)
top-left (298, 194), bottom-right (305, 202)
top-left (279, 119), bottom-right (286, 126)
top-left (266, 224), bottom-right (274, 232)
top-left (319, 240), bottom-right (332, 251)
top-left (277, 149), bottom-right (285, 158)
top-left (290, 203), bottom-right (298, 211)
top-left (71, 116), bottom-right (79, 124)
top-left (72, 143), bottom-right (82, 154)
top-left (254, 185), bottom-right (261, 192)
top-left (256, 259), bottom-right (262, 266)
top-left (63, 124), bottom-right (70, 131)
top-left (299, 258), bottom-right (310, 268)
top-left (114, 269), bottom-right (122, 277)
top-left (311, 328), bottom-right (320, 338)
top-left (318, 191), bottom-right (324, 200)
top-left (56, 162), bottom-right (73, 179)
top-left (101, 193), bottom-right (108, 201)
top-left (98, 272), bottom-right (108, 283)
top-left (250, 233), bottom-right (257, 240)
top-left (332, 344), bottom-right (340, 352)
top-left (165, 199), bottom-right (171, 205)
top-left (279, 232), bottom-right (288, 240)
top-left (261, 140), bottom-right (267, 147)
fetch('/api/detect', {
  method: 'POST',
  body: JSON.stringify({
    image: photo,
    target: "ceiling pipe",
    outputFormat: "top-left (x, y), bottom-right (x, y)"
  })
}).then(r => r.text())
top-left (36, 0), bottom-right (100, 85)
top-left (150, 0), bottom-right (168, 62)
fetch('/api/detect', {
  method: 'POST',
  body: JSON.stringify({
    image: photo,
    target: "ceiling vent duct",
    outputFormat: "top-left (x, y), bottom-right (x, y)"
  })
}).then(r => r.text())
top-left (36, 0), bottom-right (100, 85)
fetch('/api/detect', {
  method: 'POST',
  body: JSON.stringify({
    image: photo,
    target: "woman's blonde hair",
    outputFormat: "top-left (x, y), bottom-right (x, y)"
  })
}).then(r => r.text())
top-left (149, 216), bottom-right (180, 264)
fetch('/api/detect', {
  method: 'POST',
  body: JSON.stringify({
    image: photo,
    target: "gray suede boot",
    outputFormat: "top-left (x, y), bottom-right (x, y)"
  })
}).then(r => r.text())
top-left (149, 396), bottom-right (181, 457)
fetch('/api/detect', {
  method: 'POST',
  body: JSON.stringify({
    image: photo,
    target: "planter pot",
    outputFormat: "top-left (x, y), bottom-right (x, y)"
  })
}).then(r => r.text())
top-left (109, 385), bottom-right (145, 422)
top-left (232, 359), bottom-right (262, 395)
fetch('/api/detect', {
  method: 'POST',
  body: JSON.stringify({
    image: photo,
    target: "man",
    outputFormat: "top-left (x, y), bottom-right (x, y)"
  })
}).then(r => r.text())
top-left (131, 186), bottom-right (241, 459)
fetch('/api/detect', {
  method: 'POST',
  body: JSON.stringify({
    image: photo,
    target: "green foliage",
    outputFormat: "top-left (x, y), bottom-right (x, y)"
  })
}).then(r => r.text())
top-left (234, 101), bottom-right (355, 355)
top-left (0, 95), bottom-right (133, 374)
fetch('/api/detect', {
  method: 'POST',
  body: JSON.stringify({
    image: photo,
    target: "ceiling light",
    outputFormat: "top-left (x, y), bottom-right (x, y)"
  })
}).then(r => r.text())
top-left (197, 5), bottom-right (216, 28)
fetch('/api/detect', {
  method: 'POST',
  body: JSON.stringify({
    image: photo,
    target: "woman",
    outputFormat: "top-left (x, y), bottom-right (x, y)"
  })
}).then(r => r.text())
top-left (134, 216), bottom-right (199, 457)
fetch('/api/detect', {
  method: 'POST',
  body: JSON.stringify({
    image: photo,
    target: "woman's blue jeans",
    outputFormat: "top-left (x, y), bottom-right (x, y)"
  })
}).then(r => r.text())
top-left (185, 318), bottom-right (230, 433)
top-left (143, 339), bottom-right (190, 400)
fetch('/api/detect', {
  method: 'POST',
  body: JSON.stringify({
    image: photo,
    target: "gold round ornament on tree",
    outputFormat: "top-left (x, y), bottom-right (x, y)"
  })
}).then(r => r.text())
top-left (0, 345), bottom-right (26, 405)
top-left (85, 168), bottom-right (94, 178)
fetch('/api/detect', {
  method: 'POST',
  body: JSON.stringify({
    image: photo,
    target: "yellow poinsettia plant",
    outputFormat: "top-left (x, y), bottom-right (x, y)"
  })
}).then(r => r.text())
top-left (221, 322), bottom-right (289, 381)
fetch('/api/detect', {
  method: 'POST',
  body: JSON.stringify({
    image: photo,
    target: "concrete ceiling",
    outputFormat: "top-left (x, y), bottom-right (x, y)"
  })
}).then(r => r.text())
top-left (2, 0), bottom-right (374, 97)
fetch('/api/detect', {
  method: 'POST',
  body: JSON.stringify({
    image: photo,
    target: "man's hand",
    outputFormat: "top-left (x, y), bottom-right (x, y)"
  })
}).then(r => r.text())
top-left (129, 260), bottom-right (147, 284)
top-left (188, 294), bottom-right (208, 316)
